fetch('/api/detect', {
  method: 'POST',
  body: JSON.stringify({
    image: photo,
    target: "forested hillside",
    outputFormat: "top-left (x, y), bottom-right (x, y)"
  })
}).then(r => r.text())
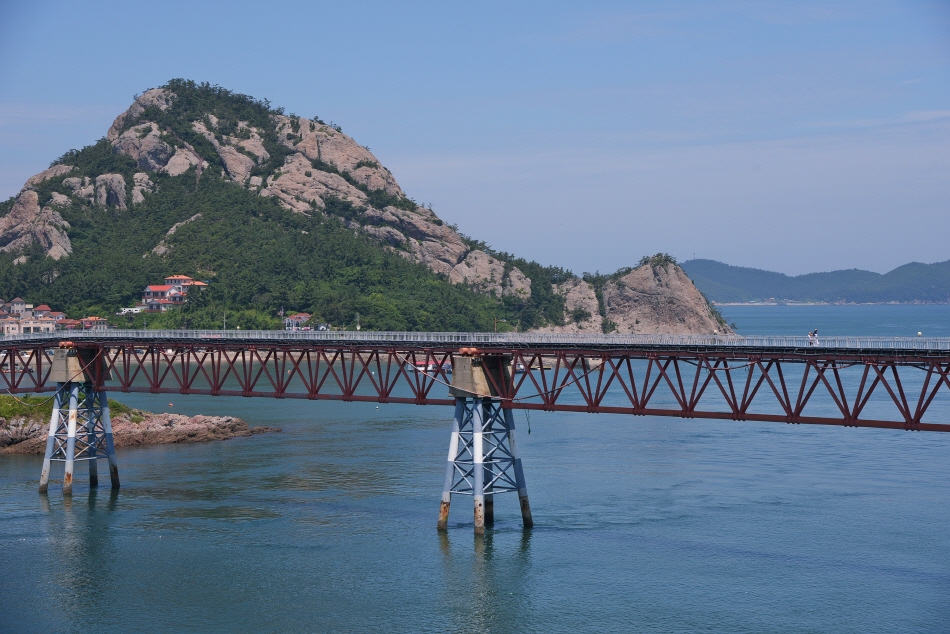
top-left (0, 80), bottom-right (727, 334)
top-left (0, 81), bottom-right (565, 330)
top-left (0, 173), bottom-right (515, 330)
top-left (682, 259), bottom-right (950, 303)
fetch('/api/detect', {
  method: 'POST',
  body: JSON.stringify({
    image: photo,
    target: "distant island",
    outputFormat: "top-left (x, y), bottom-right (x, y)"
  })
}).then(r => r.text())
top-left (681, 259), bottom-right (950, 304)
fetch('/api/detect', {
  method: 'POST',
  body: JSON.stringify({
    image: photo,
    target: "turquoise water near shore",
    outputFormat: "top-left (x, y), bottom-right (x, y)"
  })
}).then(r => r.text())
top-left (1, 305), bottom-right (948, 632)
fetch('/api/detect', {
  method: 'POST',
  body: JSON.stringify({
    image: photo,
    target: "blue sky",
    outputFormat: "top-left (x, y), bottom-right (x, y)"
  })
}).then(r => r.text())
top-left (1, 1), bottom-right (948, 275)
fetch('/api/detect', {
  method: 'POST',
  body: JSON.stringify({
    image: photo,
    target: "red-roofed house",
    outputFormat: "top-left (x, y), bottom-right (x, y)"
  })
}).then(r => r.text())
top-left (164, 275), bottom-right (193, 292)
top-left (138, 275), bottom-right (204, 312)
top-left (284, 312), bottom-right (312, 330)
top-left (81, 316), bottom-right (109, 330)
top-left (144, 285), bottom-right (174, 299)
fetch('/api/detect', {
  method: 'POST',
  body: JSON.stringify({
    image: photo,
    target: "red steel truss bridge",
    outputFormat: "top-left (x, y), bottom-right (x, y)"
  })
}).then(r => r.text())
top-left (4, 330), bottom-right (950, 433)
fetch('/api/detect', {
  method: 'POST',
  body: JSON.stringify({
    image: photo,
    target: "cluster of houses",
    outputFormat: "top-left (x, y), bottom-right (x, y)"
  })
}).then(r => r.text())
top-left (0, 299), bottom-right (107, 335)
top-left (119, 275), bottom-right (208, 314)
top-left (282, 311), bottom-right (330, 331)
top-left (0, 276), bottom-right (326, 336)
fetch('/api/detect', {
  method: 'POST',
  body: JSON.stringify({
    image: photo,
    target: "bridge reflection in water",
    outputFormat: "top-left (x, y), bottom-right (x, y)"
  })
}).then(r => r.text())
top-left (5, 330), bottom-right (950, 530)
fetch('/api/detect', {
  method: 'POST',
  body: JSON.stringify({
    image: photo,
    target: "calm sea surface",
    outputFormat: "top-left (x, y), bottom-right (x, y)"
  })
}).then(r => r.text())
top-left (1, 305), bottom-right (949, 633)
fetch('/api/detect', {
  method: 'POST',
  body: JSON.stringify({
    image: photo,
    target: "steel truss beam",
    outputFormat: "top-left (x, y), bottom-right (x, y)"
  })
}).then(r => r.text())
top-left (2, 343), bottom-right (949, 432)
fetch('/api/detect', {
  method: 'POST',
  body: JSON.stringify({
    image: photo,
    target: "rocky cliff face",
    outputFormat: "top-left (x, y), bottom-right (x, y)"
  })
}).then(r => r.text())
top-left (0, 166), bottom-right (74, 261)
top-left (23, 87), bottom-right (528, 298)
top-left (538, 261), bottom-right (728, 335)
top-left (0, 82), bottom-right (726, 334)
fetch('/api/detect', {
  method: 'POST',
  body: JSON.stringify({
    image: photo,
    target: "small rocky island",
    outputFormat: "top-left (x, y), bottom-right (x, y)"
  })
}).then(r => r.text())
top-left (0, 396), bottom-right (279, 455)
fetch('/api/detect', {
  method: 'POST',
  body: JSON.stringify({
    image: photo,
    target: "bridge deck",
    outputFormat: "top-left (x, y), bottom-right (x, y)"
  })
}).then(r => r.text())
top-left (2, 330), bottom-right (949, 433)
top-left (3, 330), bottom-right (950, 356)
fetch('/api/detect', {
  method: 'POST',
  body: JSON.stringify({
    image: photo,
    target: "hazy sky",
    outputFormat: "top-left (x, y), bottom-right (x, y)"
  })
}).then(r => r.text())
top-left (1, 1), bottom-right (948, 275)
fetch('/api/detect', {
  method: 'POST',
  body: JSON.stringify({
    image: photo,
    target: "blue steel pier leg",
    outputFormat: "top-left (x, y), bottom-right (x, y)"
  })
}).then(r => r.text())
top-left (85, 385), bottom-right (98, 488)
top-left (99, 389), bottom-right (120, 488)
top-left (437, 400), bottom-right (464, 530)
top-left (38, 385), bottom-right (64, 494)
top-left (504, 408), bottom-right (533, 528)
top-left (482, 401), bottom-right (495, 527)
top-left (472, 398), bottom-right (486, 535)
top-left (62, 383), bottom-right (81, 496)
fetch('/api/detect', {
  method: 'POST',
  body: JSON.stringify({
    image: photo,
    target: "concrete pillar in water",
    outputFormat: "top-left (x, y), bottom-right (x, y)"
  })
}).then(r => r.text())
top-left (38, 386), bottom-right (64, 494)
top-left (62, 384), bottom-right (80, 496)
top-left (472, 398), bottom-right (486, 535)
top-left (504, 407), bottom-right (533, 528)
top-left (99, 389), bottom-right (120, 489)
top-left (482, 400), bottom-right (495, 527)
top-left (85, 384), bottom-right (99, 488)
top-left (437, 401), bottom-right (463, 530)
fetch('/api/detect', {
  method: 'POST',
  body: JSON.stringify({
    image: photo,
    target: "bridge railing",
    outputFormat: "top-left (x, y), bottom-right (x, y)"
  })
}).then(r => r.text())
top-left (3, 329), bottom-right (950, 351)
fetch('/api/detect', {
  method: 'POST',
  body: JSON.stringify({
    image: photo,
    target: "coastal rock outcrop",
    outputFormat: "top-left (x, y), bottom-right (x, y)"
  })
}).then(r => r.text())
top-left (132, 172), bottom-right (154, 205)
top-left (0, 410), bottom-right (279, 455)
top-left (150, 212), bottom-right (202, 256)
top-left (62, 176), bottom-right (95, 203)
top-left (106, 88), bottom-right (173, 141)
top-left (601, 263), bottom-right (727, 334)
top-left (0, 189), bottom-right (72, 260)
top-left (112, 122), bottom-right (174, 172)
top-left (24, 164), bottom-right (74, 189)
top-left (546, 278), bottom-right (603, 333)
top-left (95, 174), bottom-right (127, 210)
top-left (538, 261), bottom-right (729, 335)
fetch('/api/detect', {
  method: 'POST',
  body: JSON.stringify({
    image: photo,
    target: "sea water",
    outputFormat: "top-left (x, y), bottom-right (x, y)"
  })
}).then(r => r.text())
top-left (1, 305), bottom-right (948, 633)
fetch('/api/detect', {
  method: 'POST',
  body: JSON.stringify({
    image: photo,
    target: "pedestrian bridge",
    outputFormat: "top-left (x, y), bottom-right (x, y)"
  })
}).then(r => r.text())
top-left (12, 330), bottom-right (950, 531)
top-left (2, 330), bottom-right (948, 431)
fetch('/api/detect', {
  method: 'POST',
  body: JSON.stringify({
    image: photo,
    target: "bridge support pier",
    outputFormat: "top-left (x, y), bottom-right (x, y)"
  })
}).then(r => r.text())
top-left (39, 381), bottom-right (120, 495)
top-left (437, 396), bottom-right (533, 532)
top-left (39, 346), bottom-right (119, 496)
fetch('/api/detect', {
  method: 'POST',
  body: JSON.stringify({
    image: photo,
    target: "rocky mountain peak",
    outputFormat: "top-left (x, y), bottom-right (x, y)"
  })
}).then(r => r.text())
top-left (540, 258), bottom-right (729, 334)
top-left (0, 80), bottom-right (727, 334)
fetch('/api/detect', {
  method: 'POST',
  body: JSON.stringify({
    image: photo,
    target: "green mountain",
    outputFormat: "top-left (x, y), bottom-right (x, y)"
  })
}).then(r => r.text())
top-left (681, 259), bottom-right (950, 304)
top-left (0, 79), bottom-right (727, 334)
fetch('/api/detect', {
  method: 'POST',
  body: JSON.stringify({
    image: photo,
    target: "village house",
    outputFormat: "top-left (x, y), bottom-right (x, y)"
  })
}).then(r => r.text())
top-left (80, 316), bottom-right (109, 330)
top-left (0, 299), bottom-right (100, 335)
top-left (0, 298), bottom-right (59, 335)
top-left (127, 274), bottom-right (207, 313)
top-left (9, 298), bottom-right (30, 315)
top-left (284, 312), bottom-right (312, 330)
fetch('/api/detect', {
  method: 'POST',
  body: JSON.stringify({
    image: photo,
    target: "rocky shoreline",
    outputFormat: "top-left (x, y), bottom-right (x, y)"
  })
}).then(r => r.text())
top-left (0, 410), bottom-right (279, 455)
